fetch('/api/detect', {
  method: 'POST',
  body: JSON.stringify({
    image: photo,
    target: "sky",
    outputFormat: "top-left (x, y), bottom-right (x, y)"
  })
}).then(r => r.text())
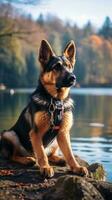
top-left (22, 0), bottom-right (112, 27)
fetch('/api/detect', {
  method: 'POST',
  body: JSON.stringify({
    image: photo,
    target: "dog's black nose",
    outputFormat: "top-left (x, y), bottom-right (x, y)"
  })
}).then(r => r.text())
top-left (69, 75), bottom-right (76, 82)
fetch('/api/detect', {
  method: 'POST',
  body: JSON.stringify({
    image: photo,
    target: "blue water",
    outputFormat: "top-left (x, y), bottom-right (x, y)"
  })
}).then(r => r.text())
top-left (71, 88), bottom-right (112, 96)
top-left (71, 137), bottom-right (112, 181)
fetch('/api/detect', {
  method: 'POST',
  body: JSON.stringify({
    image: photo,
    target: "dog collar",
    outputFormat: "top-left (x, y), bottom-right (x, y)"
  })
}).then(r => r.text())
top-left (32, 94), bottom-right (73, 113)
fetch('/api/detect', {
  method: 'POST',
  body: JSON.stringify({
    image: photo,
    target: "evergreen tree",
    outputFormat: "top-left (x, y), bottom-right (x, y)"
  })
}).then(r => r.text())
top-left (99, 16), bottom-right (112, 39)
top-left (26, 52), bottom-right (38, 87)
top-left (83, 21), bottom-right (94, 37)
top-left (48, 31), bottom-right (62, 54)
top-left (37, 13), bottom-right (44, 26)
top-left (61, 29), bottom-right (74, 49)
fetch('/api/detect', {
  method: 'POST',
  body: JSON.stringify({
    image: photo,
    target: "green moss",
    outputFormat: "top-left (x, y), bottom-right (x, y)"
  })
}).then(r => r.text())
top-left (90, 164), bottom-right (105, 180)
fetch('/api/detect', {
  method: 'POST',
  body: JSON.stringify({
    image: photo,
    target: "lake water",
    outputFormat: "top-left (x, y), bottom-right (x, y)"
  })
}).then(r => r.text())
top-left (0, 88), bottom-right (112, 182)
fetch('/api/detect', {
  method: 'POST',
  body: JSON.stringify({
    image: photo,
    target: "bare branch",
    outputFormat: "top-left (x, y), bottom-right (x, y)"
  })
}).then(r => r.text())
top-left (0, 30), bottom-right (37, 38)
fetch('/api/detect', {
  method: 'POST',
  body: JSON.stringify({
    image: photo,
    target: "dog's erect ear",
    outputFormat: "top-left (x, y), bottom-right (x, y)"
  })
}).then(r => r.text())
top-left (39, 40), bottom-right (55, 66)
top-left (63, 40), bottom-right (76, 66)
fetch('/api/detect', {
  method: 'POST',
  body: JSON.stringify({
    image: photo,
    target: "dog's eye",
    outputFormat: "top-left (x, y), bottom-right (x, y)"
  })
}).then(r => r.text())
top-left (53, 63), bottom-right (62, 71)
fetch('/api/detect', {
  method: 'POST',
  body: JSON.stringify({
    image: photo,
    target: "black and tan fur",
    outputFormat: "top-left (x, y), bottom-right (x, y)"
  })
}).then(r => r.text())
top-left (0, 40), bottom-right (88, 177)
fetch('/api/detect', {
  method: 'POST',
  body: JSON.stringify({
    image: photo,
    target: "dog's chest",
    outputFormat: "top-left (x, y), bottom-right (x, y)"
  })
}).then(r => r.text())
top-left (35, 111), bottom-right (63, 146)
top-left (31, 96), bottom-right (73, 147)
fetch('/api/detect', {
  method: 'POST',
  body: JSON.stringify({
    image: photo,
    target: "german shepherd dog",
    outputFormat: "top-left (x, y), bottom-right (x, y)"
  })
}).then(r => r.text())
top-left (0, 40), bottom-right (88, 177)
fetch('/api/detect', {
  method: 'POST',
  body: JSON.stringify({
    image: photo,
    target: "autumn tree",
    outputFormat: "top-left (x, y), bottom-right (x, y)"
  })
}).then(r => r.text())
top-left (0, 3), bottom-right (46, 87)
top-left (78, 35), bottom-right (112, 85)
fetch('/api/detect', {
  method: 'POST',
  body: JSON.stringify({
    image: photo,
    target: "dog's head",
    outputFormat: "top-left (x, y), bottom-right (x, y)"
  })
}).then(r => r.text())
top-left (39, 39), bottom-right (76, 98)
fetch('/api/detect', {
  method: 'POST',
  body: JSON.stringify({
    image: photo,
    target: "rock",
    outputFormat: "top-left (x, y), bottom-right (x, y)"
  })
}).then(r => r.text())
top-left (43, 175), bottom-right (104, 200)
top-left (88, 180), bottom-right (112, 200)
top-left (88, 163), bottom-right (105, 181)
top-left (0, 155), bottom-right (111, 200)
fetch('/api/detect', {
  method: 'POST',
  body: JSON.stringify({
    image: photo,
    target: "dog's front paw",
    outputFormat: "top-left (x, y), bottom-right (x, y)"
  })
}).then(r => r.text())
top-left (78, 166), bottom-right (89, 176)
top-left (40, 166), bottom-right (54, 178)
top-left (72, 166), bottom-right (89, 177)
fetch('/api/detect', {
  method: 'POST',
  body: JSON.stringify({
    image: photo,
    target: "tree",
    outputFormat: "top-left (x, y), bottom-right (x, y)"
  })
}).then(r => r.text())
top-left (83, 21), bottom-right (94, 38)
top-left (78, 35), bottom-right (112, 85)
top-left (99, 16), bottom-right (112, 39)
top-left (0, 3), bottom-right (46, 87)
top-left (48, 31), bottom-right (62, 54)
top-left (0, 35), bottom-right (26, 87)
top-left (72, 24), bottom-right (83, 44)
top-left (37, 13), bottom-right (44, 26)
top-left (25, 52), bottom-right (38, 87)
top-left (61, 29), bottom-right (74, 49)
top-left (0, 3), bottom-right (44, 42)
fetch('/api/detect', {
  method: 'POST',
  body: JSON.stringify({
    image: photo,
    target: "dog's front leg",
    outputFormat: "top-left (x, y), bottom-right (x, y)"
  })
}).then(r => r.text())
top-left (57, 112), bottom-right (88, 176)
top-left (30, 130), bottom-right (54, 177)
top-left (57, 132), bottom-right (88, 176)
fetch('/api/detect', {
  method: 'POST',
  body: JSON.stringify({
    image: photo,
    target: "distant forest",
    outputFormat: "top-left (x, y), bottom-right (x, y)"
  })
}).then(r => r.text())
top-left (0, 3), bottom-right (112, 88)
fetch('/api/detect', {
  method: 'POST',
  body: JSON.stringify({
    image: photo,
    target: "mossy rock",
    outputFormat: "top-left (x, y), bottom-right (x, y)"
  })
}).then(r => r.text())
top-left (88, 163), bottom-right (105, 181)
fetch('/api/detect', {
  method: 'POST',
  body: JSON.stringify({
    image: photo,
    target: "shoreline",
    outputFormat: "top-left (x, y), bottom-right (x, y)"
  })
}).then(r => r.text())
top-left (0, 154), bottom-right (112, 200)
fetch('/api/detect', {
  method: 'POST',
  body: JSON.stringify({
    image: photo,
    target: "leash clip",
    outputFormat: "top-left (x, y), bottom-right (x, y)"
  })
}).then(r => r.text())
top-left (49, 98), bottom-right (55, 112)
top-left (49, 98), bottom-right (64, 129)
top-left (49, 98), bottom-right (55, 128)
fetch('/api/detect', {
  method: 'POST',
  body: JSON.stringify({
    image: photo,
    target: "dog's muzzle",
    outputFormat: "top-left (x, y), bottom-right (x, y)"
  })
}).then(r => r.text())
top-left (67, 74), bottom-right (76, 86)
top-left (56, 71), bottom-right (76, 89)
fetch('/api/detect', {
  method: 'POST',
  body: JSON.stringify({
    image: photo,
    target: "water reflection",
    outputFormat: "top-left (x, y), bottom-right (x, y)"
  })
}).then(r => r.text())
top-left (71, 93), bottom-right (112, 137)
top-left (0, 92), bottom-right (30, 131)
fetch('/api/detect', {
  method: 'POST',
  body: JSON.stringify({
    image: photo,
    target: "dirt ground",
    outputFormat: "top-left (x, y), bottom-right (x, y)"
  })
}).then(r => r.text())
top-left (0, 155), bottom-right (111, 200)
top-left (0, 155), bottom-right (73, 200)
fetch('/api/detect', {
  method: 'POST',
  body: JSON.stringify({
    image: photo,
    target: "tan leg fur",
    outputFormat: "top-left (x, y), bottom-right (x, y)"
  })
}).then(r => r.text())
top-left (30, 111), bottom-right (54, 177)
top-left (57, 112), bottom-right (88, 176)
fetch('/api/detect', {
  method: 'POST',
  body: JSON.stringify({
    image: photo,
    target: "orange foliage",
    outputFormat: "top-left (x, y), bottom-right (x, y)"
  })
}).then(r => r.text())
top-left (89, 35), bottom-right (103, 47)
